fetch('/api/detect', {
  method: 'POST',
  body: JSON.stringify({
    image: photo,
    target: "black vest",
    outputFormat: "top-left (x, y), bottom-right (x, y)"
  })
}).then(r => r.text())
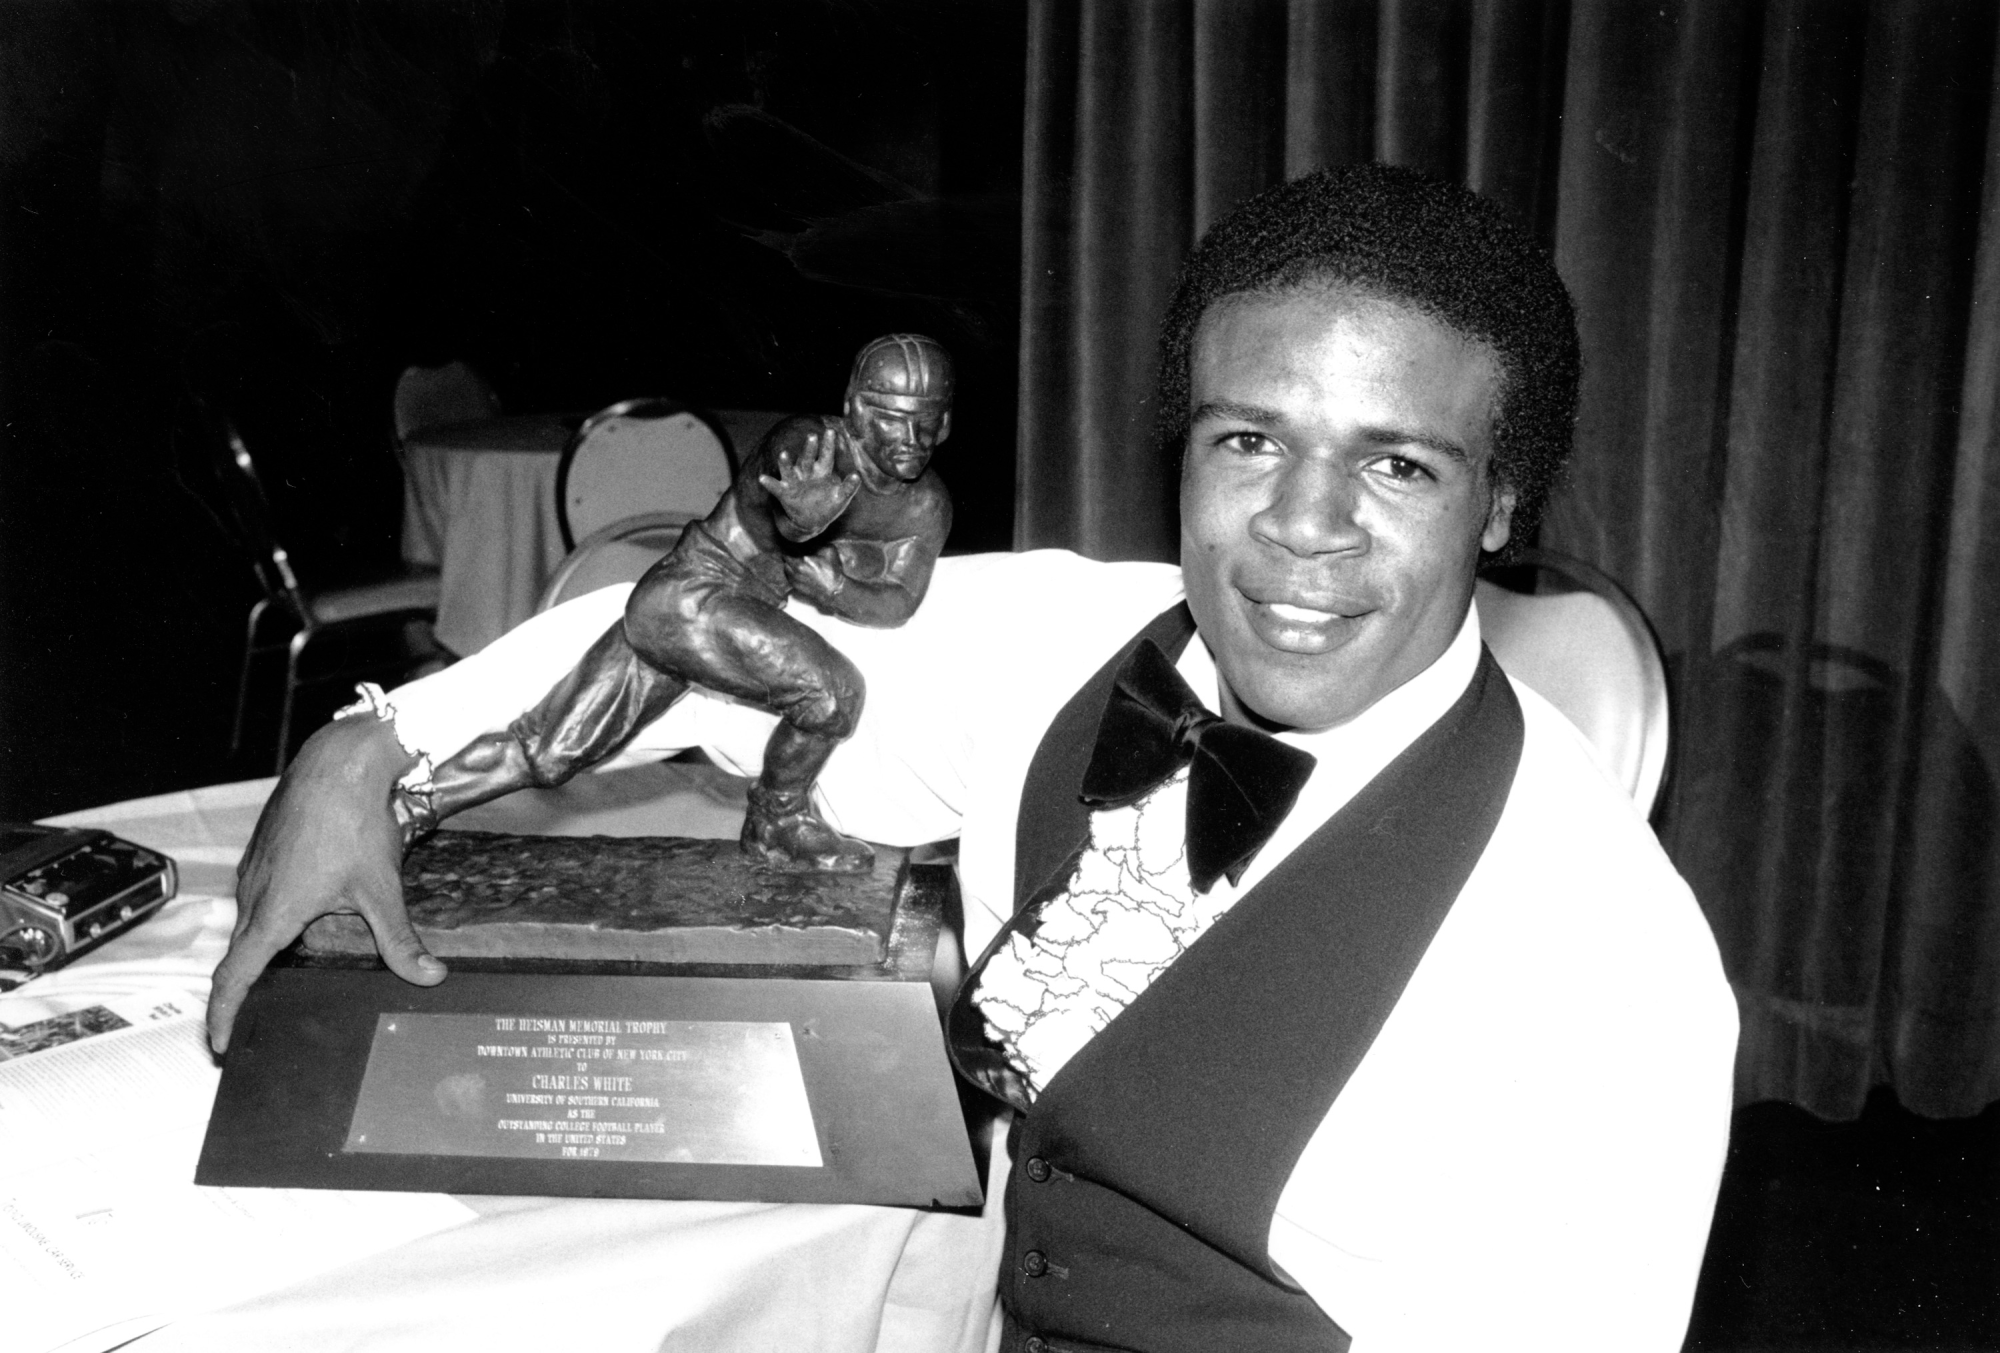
top-left (947, 605), bottom-right (1525, 1353)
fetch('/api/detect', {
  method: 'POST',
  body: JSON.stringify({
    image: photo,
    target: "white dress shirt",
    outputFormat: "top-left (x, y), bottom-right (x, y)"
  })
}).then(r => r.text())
top-left (971, 606), bottom-right (1484, 1097)
top-left (379, 549), bottom-right (1737, 1352)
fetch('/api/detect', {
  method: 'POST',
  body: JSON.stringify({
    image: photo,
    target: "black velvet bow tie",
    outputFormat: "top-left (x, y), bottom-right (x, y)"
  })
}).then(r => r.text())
top-left (1080, 639), bottom-right (1318, 894)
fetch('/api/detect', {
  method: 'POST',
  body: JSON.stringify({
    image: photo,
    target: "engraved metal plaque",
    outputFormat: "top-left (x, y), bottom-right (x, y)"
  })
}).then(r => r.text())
top-left (344, 1013), bottom-right (822, 1167)
top-left (199, 971), bottom-right (982, 1206)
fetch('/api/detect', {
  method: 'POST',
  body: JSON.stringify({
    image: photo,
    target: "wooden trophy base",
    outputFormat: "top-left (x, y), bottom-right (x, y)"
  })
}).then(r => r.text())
top-left (198, 831), bottom-right (982, 1209)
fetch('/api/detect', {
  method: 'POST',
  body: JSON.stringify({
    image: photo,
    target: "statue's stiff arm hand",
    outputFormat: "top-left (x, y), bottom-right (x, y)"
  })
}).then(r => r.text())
top-left (759, 428), bottom-right (860, 540)
top-left (207, 716), bottom-right (446, 1054)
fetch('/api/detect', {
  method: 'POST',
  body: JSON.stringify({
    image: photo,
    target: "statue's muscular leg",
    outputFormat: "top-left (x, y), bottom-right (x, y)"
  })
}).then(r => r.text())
top-left (625, 579), bottom-right (872, 872)
top-left (746, 714), bottom-right (868, 871)
top-left (394, 623), bottom-right (687, 846)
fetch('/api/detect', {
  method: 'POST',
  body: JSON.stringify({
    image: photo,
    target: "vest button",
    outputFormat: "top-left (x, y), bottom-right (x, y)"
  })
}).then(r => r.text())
top-left (1024, 1156), bottom-right (1052, 1183)
top-left (1022, 1249), bottom-right (1049, 1278)
top-left (1024, 1338), bottom-right (1049, 1353)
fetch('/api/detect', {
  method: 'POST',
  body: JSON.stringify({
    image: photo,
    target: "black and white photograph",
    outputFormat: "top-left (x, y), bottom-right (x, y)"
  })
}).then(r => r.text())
top-left (1, 2), bottom-right (1996, 1350)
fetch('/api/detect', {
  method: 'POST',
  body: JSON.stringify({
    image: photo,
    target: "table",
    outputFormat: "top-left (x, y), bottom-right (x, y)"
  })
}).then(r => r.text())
top-left (401, 410), bottom-right (791, 657)
top-left (8, 768), bottom-right (1003, 1353)
top-left (401, 414), bottom-right (574, 657)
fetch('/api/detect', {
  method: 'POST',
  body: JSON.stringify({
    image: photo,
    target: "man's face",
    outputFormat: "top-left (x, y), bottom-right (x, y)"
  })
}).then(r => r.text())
top-left (1179, 285), bottom-right (1515, 731)
top-left (850, 393), bottom-right (950, 481)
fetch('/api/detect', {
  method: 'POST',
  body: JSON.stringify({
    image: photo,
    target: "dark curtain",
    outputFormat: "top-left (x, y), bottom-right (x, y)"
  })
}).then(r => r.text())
top-left (1016, 0), bottom-right (2000, 1121)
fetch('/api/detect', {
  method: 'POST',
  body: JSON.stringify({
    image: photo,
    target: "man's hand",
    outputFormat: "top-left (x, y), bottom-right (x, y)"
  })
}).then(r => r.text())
top-left (759, 428), bottom-right (860, 538)
top-left (207, 716), bottom-right (447, 1055)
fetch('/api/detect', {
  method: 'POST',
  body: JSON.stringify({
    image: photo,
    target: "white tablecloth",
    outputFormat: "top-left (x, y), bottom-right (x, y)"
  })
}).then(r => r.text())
top-left (17, 771), bottom-right (1005, 1353)
top-left (401, 415), bottom-right (574, 657)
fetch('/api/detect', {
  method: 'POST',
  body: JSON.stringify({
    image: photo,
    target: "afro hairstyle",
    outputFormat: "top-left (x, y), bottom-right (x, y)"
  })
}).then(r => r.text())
top-left (1156, 162), bottom-right (1580, 547)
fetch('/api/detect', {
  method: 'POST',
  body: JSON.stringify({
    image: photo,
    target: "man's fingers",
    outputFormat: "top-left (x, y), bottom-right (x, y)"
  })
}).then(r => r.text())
top-left (364, 906), bottom-right (448, 989)
top-left (207, 927), bottom-right (288, 1054)
top-left (758, 473), bottom-right (784, 496)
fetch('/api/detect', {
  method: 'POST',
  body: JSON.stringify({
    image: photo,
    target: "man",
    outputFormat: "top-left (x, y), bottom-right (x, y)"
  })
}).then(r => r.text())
top-left (397, 333), bottom-right (954, 873)
top-left (209, 165), bottom-right (1735, 1352)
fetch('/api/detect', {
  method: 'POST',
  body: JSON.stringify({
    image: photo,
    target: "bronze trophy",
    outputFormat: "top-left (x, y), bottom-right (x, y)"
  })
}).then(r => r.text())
top-left (200, 337), bottom-right (981, 1208)
top-left (396, 332), bottom-right (956, 872)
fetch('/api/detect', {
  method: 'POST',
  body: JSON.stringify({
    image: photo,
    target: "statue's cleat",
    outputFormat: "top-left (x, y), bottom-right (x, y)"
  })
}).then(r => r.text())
top-left (741, 795), bottom-right (875, 872)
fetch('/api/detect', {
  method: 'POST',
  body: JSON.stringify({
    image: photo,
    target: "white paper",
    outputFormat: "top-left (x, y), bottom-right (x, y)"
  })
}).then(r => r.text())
top-left (0, 989), bottom-right (200, 1062)
top-left (0, 1015), bottom-right (476, 1353)
top-left (0, 1018), bottom-right (217, 1153)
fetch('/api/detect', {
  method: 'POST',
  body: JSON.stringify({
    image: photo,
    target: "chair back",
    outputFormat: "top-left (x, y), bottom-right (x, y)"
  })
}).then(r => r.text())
top-left (537, 511), bottom-right (697, 613)
top-left (1474, 547), bottom-right (1670, 815)
top-left (392, 360), bottom-right (502, 445)
top-left (555, 399), bottom-right (735, 550)
top-left (178, 403), bottom-right (313, 625)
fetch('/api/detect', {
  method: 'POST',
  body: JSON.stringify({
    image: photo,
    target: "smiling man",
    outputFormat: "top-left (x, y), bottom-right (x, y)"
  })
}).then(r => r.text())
top-left (208, 165), bottom-right (1734, 1353)
top-left (1179, 286), bottom-right (1512, 731)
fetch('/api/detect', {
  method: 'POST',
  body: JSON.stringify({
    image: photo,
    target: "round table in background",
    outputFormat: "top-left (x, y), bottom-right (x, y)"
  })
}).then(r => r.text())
top-left (400, 409), bottom-right (787, 656)
top-left (400, 414), bottom-right (575, 657)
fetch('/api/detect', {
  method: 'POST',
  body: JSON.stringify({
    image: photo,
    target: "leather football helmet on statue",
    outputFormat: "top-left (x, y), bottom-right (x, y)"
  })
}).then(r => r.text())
top-left (847, 334), bottom-right (954, 407)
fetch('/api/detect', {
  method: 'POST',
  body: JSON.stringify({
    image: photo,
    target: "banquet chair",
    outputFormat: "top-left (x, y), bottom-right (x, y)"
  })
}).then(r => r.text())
top-left (1473, 547), bottom-right (1670, 816)
top-left (536, 511), bottom-right (697, 613)
top-left (555, 399), bottom-right (735, 551)
top-left (391, 359), bottom-right (502, 446)
top-left (181, 406), bottom-right (444, 773)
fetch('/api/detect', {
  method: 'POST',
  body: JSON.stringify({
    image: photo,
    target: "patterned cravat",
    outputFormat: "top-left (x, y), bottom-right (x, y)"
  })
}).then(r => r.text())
top-left (1081, 639), bottom-right (1317, 893)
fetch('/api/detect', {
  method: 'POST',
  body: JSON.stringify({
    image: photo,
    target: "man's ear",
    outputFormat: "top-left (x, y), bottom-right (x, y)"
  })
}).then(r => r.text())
top-left (936, 411), bottom-right (953, 444)
top-left (1481, 480), bottom-right (1518, 554)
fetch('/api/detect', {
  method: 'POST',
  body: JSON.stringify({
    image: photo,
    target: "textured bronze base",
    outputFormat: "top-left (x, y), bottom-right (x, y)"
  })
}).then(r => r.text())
top-left (300, 830), bottom-right (907, 967)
